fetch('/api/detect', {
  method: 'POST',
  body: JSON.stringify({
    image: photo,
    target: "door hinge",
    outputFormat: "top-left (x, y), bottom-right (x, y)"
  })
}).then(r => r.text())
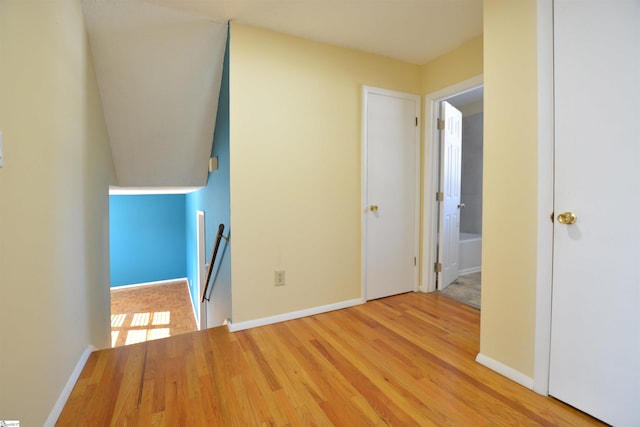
top-left (414, 257), bottom-right (417, 266)
top-left (415, 117), bottom-right (419, 127)
top-left (434, 262), bottom-right (442, 273)
top-left (437, 118), bottom-right (445, 130)
top-left (436, 191), bottom-right (444, 202)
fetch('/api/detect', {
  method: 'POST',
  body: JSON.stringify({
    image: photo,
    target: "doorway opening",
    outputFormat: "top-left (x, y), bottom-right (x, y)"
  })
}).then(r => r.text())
top-left (108, 189), bottom-right (199, 347)
top-left (422, 76), bottom-right (483, 309)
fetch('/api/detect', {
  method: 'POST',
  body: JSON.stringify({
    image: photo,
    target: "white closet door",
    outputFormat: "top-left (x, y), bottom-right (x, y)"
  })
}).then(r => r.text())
top-left (549, 2), bottom-right (640, 426)
top-left (364, 88), bottom-right (419, 300)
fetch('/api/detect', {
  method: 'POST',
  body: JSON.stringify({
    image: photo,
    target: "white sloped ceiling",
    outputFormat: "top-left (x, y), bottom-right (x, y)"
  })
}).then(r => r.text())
top-left (83, 0), bottom-right (228, 187)
top-left (82, 0), bottom-right (482, 189)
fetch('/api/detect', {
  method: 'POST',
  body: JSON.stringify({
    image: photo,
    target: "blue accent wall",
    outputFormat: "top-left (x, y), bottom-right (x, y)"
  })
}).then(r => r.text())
top-left (110, 194), bottom-right (187, 287)
top-left (186, 32), bottom-right (231, 326)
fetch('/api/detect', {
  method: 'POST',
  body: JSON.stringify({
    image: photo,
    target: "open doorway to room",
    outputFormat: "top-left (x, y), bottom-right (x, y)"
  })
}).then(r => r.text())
top-left (423, 78), bottom-right (483, 309)
top-left (108, 189), bottom-right (198, 347)
top-left (438, 88), bottom-right (483, 308)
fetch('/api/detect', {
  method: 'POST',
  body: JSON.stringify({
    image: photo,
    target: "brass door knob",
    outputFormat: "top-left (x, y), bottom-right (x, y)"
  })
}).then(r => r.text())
top-left (369, 205), bottom-right (379, 212)
top-left (557, 211), bottom-right (577, 225)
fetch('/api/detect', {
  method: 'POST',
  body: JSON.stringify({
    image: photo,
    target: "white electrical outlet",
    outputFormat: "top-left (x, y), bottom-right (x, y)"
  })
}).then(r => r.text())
top-left (274, 270), bottom-right (285, 286)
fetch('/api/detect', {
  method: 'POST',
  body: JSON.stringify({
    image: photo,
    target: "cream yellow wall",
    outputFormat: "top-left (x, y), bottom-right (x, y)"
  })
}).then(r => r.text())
top-left (481, 0), bottom-right (539, 377)
top-left (421, 36), bottom-right (483, 95)
top-left (229, 23), bottom-right (420, 322)
top-left (0, 1), bottom-right (116, 424)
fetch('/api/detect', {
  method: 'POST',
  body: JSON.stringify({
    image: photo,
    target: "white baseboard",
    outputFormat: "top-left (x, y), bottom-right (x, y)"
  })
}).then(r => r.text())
top-left (228, 298), bottom-right (364, 332)
top-left (44, 345), bottom-right (96, 427)
top-left (476, 352), bottom-right (534, 389)
top-left (110, 277), bottom-right (188, 290)
top-left (459, 267), bottom-right (481, 275)
top-left (185, 278), bottom-right (200, 330)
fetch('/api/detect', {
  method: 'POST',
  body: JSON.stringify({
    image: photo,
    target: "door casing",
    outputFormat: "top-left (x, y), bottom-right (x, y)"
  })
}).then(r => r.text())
top-left (422, 75), bottom-right (483, 293)
top-left (196, 210), bottom-right (207, 330)
top-left (532, 0), bottom-right (556, 396)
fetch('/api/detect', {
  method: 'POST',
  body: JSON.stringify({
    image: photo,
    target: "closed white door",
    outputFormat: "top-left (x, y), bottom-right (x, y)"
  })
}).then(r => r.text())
top-left (438, 101), bottom-right (463, 289)
top-left (363, 87), bottom-right (419, 300)
top-left (549, 2), bottom-right (640, 426)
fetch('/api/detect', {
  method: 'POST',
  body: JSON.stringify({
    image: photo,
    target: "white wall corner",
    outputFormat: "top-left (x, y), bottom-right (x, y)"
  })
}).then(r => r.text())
top-left (476, 353), bottom-right (535, 390)
top-left (227, 298), bottom-right (365, 332)
top-left (44, 345), bottom-right (96, 427)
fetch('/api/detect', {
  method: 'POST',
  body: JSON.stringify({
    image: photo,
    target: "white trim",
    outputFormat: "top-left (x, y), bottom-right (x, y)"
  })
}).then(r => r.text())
top-left (227, 298), bottom-right (364, 332)
top-left (108, 186), bottom-right (201, 195)
top-left (186, 277), bottom-right (199, 329)
top-left (422, 75), bottom-right (484, 293)
top-left (458, 267), bottom-right (481, 275)
top-left (362, 87), bottom-right (369, 301)
top-left (533, 0), bottom-right (555, 396)
top-left (476, 352), bottom-right (535, 390)
top-left (200, 301), bottom-right (207, 331)
top-left (361, 85), bottom-right (421, 302)
top-left (196, 210), bottom-right (206, 330)
top-left (109, 277), bottom-right (188, 290)
top-left (44, 346), bottom-right (95, 427)
top-left (413, 98), bottom-right (421, 294)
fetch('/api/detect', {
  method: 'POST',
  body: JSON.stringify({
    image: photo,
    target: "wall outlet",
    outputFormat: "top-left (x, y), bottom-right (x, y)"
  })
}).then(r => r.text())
top-left (274, 270), bottom-right (285, 286)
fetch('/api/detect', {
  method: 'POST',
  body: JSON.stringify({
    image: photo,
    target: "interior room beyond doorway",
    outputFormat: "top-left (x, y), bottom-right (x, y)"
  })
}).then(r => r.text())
top-left (436, 86), bottom-right (483, 308)
top-left (109, 190), bottom-right (199, 347)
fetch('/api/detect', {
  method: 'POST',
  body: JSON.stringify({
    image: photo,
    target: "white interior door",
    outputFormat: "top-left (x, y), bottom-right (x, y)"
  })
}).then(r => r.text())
top-left (438, 101), bottom-right (462, 289)
top-left (364, 87), bottom-right (419, 301)
top-left (549, 2), bottom-right (640, 426)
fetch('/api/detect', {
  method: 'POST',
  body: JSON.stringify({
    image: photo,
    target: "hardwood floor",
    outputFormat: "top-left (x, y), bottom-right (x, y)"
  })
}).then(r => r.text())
top-left (110, 281), bottom-right (197, 347)
top-left (57, 293), bottom-right (604, 426)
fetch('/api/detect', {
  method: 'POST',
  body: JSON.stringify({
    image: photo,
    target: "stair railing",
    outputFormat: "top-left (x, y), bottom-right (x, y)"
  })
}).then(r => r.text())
top-left (201, 224), bottom-right (227, 302)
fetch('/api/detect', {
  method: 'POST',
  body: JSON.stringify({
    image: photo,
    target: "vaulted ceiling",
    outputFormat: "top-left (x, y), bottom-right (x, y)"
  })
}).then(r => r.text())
top-left (82, 0), bottom-right (483, 189)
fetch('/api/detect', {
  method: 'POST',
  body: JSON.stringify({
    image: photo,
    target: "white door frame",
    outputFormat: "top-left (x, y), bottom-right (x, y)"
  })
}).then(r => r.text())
top-left (362, 85), bottom-right (421, 301)
top-left (533, 0), bottom-right (554, 396)
top-left (196, 210), bottom-right (207, 330)
top-left (421, 75), bottom-right (483, 293)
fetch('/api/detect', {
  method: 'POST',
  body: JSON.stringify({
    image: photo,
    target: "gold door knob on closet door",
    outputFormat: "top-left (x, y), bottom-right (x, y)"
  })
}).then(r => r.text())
top-left (557, 211), bottom-right (577, 225)
top-left (369, 205), bottom-right (379, 212)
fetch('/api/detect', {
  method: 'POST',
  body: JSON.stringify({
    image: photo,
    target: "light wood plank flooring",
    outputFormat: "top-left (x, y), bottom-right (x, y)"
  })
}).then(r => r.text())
top-left (110, 281), bottom-right (197, 347)
top-left (57, 292), bottom-right (603, 426)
